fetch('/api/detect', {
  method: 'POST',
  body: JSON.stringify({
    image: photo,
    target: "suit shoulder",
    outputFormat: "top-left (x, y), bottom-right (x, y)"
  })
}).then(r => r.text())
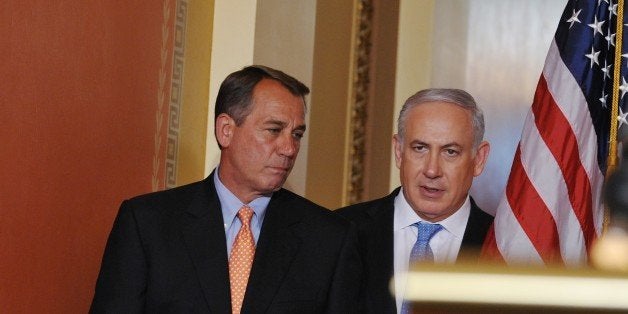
top-left (275, 189), bottom-right (349, 228)
top-left (121, 179), bottom-right (207, 215)
top-left (276, 188), bottom-right (327, 210)
top-left (336, 191), bottom-right (397, 223)
top-left (335, 199), bottom-right (377, 220)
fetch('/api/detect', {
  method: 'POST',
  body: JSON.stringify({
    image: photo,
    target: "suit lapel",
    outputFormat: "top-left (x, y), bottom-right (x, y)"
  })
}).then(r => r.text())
top-left (180, 173), bottom-right (231, 313)
top-left (241, 189), bottom-right (303, 313)
top-left (458, 197), bottom-right (494, 261)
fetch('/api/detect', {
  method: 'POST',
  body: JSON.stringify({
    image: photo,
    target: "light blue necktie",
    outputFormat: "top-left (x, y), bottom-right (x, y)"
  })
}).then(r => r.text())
top-left (409, 222), bottom-right (443, 262)
top-left (400, 222), bottom-right (443, 314)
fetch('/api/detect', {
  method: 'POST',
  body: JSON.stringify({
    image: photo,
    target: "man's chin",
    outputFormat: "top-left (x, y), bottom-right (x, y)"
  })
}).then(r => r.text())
top-left (413, 201), bottom-right (452, 221)
top-left (261, 177), bottom-right (288, 193)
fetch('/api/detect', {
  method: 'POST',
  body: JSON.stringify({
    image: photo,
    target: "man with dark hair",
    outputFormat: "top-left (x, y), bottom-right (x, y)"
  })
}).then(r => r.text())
top-left (91, 65), bottom-right (360, 313)
top-left (338, 88), bottom-right (493, 314)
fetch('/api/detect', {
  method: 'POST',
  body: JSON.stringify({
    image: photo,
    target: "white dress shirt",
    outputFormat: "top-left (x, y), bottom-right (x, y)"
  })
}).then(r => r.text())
top-left (392, 188), bottom-right (471, 312)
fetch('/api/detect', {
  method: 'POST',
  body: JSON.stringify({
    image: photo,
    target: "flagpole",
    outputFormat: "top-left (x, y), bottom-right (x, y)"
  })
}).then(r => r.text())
top-left (607, 0), bottom-right (625, 232)
top-left (610, 0), bottom-right (624, 173)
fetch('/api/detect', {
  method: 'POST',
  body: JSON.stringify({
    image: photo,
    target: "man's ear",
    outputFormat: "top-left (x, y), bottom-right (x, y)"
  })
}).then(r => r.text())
top-left (215, 113), bottom-right (235, 148)
top-left (393, 134), bottom-right (402, 169)
top-left (473, 141), bottom-right (491, 177)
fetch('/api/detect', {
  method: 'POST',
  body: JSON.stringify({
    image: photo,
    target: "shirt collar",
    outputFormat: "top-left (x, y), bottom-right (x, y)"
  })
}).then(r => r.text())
top-left (213, 166), bottom-right (271, 229)
top-left (393, 187), bottom-right (471, 239)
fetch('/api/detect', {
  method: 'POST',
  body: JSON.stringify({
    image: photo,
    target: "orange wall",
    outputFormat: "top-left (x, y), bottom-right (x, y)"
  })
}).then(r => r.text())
top-left (1, 1), bottom-right (172, 312)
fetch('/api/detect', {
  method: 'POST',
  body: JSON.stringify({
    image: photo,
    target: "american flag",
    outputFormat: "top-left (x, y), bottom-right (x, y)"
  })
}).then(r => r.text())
top-left (483, 0), bottom-right (628, 266)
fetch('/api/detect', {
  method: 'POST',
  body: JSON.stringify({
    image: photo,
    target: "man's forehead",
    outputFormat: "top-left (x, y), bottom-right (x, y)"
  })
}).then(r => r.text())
top-left (404, 114), bottom-right (474, 146)
top-left (407, 103), bottom-right (472, 126)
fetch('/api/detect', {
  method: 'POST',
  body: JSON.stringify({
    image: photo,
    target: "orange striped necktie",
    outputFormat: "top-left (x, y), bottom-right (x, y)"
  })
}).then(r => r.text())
top-left (229, 205), bottom-right (255, 314)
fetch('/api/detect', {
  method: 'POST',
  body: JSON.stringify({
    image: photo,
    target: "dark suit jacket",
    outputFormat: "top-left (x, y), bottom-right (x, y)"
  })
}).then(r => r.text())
top-left (91, 172), bottom-right (361, 313)
top-left (336, 187), bottom-right (493, 314)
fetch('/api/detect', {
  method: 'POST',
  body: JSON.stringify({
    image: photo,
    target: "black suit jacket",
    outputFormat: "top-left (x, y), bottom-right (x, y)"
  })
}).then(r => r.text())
top-left (91, 172), bottom-right (361, 313)
top-left (336, 187), bottom-right (493, 314)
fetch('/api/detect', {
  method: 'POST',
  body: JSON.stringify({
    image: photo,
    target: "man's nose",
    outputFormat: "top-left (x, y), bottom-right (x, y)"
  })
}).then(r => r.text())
top-left (278, 133), bottom-right (299, 157)
top-left (423, 152), bottom-right (442, 179)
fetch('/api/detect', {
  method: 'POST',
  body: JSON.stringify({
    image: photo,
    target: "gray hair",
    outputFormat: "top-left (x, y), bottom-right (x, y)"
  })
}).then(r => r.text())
top-left (397, 88), bottom-right (485, 148)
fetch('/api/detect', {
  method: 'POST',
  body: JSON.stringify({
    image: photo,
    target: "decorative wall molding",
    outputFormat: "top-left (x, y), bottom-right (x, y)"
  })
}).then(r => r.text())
top-left (347, 0), bottom-right (373, 204)
top-left (165, 0), bottom-right (188, 189)
top-left (153, 0), bottom-right (172, 191)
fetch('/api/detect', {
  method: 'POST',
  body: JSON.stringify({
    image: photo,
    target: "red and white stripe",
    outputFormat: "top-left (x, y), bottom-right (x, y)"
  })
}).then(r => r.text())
top-left (483, 40), bottom-right (605, 266)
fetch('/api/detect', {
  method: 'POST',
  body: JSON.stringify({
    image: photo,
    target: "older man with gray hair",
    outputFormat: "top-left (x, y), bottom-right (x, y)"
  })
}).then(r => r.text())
top-left (338, 88), bottom-right (493, 314)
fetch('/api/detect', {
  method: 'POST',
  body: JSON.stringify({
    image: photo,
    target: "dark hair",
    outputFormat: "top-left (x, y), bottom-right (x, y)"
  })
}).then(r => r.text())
top-left (397, 88), bottom-right (485, 148)
top-left (214, 65), bottom-right (310, 125)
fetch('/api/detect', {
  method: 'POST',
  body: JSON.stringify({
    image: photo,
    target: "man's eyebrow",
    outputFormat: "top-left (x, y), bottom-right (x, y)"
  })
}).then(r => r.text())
top-left (442, 143), bottom-right (463, 149)
top-left (408, 140), bottom-right (463, 148)
top-left (409, 139), bottom-right (428, 146)
top-left (264, 119), bottom-right (306, 131)
top-left (264, 119), bottom-right (287, 127)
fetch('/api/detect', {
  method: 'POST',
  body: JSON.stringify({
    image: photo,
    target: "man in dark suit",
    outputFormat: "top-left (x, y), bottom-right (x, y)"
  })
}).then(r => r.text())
top-left (338, 88), bottom-right (492, 314)
top-left (91, 65), bottom-right (360, 313)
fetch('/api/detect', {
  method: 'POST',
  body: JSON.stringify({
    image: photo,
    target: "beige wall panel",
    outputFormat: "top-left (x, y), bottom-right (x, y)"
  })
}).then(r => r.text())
top-left (306, 0), bottom-right (356, 208)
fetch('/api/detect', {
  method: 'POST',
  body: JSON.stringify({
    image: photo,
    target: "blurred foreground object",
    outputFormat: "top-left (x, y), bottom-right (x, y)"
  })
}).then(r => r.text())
top-left (591, 228), bottom-right (628, 272)
top-left (397, 263), bottom-right (628, 313)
